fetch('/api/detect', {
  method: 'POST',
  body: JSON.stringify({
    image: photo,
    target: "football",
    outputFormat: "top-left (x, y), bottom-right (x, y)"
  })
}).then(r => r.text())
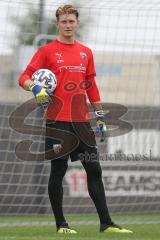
top-left (32, 69), bottom-right (57, 94)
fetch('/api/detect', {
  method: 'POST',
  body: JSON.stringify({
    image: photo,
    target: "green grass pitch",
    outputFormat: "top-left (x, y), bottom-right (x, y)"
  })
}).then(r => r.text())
top-left (0, 214), bottom-right (159, 240)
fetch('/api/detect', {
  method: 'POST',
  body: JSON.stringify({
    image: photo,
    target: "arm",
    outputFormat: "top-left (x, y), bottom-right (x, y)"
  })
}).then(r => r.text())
top-left (85, 49), bottom-right (107, 140)
top-left (19, 65), bottom-right (35, 90)
top-left (18, 49), bottom-right (51, 105)
top-left (86, 76), bottom-right (103, 113)
top-left (85, 49), bottom-right (103, 111)
top-left (19, 47), bottom-right (47, 90)
top-left (19, 53), bottom-right (51, 105)
top-left (19, 72), bottom-right (51, 105)
top-left (19, 73), bottom-right (33, 91)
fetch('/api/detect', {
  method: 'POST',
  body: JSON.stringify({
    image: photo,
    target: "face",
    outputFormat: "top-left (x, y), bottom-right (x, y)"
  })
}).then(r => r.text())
top-left (56, 14), bottom-right (79, 39)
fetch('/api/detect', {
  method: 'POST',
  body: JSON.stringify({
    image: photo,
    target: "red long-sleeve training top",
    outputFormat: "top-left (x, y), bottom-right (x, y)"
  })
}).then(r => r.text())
top-left (19, 39), bottom-right (100, 122)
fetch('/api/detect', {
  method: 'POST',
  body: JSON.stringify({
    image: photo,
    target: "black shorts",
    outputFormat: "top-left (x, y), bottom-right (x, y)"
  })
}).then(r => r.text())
top-left (45, 121), bottom-right (99, 162)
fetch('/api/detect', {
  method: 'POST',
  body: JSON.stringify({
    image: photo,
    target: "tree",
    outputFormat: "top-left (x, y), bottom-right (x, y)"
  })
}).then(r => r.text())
top-left (12, 2), bottom-right (91, 46)
top-left (11, 4), bottom-right (56, 46)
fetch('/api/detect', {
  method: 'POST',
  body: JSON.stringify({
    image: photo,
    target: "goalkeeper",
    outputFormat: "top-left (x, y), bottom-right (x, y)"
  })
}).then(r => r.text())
top-left (19, 4), bottom-right (132, 235)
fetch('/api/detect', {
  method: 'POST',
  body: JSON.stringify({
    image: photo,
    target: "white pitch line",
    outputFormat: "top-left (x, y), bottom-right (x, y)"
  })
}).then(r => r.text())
top-left (0, 220), bottom-right (160, 228)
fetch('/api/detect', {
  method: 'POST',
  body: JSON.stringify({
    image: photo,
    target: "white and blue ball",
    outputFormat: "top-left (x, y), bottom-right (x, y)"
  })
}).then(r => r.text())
top-left (32, 69), bottom-right (57, 94)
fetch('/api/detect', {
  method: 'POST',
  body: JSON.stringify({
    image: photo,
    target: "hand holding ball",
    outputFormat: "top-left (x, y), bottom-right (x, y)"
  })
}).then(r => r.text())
top-left (30, 69), bottom-right (57, 105)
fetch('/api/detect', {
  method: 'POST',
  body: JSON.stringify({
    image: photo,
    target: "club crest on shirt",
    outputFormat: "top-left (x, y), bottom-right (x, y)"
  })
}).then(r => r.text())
top-left (80, 52), bottom-right (87, 59)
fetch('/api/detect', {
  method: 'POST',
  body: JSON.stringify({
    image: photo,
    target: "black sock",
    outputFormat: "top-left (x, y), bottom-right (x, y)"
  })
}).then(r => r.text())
top-left (81, 160), bottom-right (112, 225)
top-left (48, 159), bottom-right (68, 228)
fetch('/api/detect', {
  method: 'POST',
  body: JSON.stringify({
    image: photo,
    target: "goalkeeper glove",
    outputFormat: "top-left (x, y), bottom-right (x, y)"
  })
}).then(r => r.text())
top-left (95, 110), bottom-right (107, 142)
top-left (29, 83), bottom-right (52, 105)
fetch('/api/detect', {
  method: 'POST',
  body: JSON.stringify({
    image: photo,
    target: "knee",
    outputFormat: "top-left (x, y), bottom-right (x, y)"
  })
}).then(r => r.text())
top-left (48, 162), bottom-right (68, 192)
top-left (49, 161), bottom-right (68, 184)
top-left (52, 162), bottom-right (68, 179)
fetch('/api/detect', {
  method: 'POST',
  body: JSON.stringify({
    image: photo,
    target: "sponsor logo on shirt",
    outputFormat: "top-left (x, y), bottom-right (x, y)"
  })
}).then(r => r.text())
top-left (57, 60), bottom-right (64, 63)
top-left (55, 52), bottom-right (64, 63)
top-left (59, 65), bottom-right (86, 73)
top-left (55, 53), bottom-right (62, 58)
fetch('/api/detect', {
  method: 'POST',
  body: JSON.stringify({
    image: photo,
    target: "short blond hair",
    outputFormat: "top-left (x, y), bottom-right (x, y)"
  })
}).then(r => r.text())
top-left (56, 5), bottom-right (79, 21)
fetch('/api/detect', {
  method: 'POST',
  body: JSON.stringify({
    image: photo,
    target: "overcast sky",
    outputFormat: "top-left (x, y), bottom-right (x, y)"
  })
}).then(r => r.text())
top-left (1, 0), bottom-right (160, 55)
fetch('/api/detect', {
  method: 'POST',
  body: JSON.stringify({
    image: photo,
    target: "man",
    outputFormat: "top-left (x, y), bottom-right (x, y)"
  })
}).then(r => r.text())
top-left (19, 4), bottom-right (132, 234)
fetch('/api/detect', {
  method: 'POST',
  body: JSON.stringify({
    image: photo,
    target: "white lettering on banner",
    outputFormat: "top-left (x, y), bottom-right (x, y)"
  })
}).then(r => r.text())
top-left (65, 169), bottom-right (88, 197)
top-left (65, 169), bottom-right (160, 197)
top-left (108, 130), bottom-right (160, 158)
top-left (103, 171), bottom-right (160, 196)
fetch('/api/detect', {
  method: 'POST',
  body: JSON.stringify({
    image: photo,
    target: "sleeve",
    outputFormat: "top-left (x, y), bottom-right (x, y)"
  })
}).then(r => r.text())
top-left (85, 49), bottom-right (96, 79)
top-left (18, 47), bottom-right (47, 87)
top-left (86, 49), bottom-right (100, 103)
top-left (86, 76), bottom-right (101, 103)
